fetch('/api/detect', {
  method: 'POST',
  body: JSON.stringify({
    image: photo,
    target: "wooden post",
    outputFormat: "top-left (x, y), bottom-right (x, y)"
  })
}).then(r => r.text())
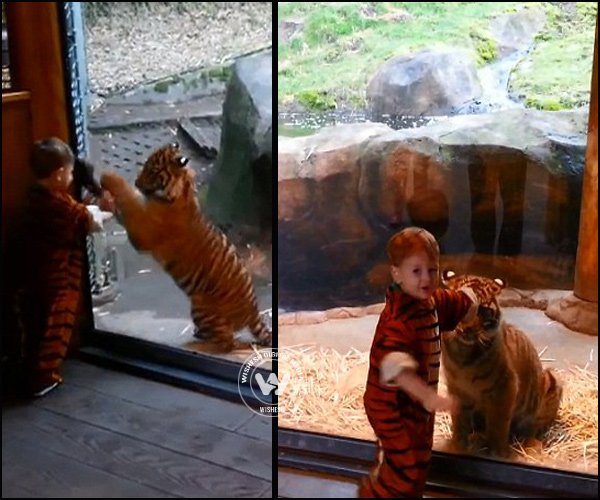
top-left (546, 14), bottom-right (598, 335)
top-left (5, 2), bottom-right (70, 142)
top-left (574, 15), bottom-right (598, 303)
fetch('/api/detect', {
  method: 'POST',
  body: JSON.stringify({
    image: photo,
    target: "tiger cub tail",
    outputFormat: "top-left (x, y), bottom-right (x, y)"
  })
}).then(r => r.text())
top-left (535, 369), bottom-right (563, 433)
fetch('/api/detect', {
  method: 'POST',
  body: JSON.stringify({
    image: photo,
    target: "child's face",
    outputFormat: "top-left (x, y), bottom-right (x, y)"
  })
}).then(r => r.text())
top-left (391, 252), bottom-right (439, 300)
top-left (50, 162), bottom-right (74, 190)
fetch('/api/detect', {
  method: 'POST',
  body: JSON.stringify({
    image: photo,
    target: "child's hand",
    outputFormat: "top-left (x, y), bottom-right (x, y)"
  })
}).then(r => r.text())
top-left (459, 286), bottom-right (479, 323)
top-left (423, 392), bottom-right (459, 414)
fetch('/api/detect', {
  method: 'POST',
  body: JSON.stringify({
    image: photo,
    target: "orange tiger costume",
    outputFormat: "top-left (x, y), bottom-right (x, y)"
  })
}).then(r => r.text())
top-left (18, 184), bottom-right (94, 395)
top-left (360, 283), bottom-right (473, 498)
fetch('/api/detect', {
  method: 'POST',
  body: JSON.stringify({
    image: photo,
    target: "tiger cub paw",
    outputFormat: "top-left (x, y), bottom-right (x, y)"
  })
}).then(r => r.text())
top-left (193, 326), bottom-right (211, 341)
top-left (486, 443), bottom-right (514, 459)
top-left (100, 170), bottom-right (126, 192)
top-left (255, 335), bottom-right (272, 348)
top-left (438, 438), bottom-right (465, 455)
top-left (523, 437), bottom-right (543, 455)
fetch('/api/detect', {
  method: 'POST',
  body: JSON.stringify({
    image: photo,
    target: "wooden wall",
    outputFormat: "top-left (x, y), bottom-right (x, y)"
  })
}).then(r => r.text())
top-left (2, 92), bottom-right (33, 247)
top-left (4, 2), bottom-right (70, 141)
top-left (2, 92), bottom-right (34, 371)
top-left (2, 2), bottom-right (71, 241)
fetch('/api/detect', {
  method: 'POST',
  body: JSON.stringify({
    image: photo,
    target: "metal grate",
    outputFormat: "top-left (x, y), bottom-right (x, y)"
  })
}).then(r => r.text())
top-left (2, 5), bottom-right (11, 91)
top-left (89, 122), bottom-right (215, 186)
top-left (2, 66), bottom-right (9, 91)
top-left (60, 2), bottom-right (89, 157)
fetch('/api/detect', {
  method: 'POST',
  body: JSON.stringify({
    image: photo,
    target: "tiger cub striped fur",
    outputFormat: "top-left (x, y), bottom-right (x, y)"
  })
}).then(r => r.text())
top-left (440, 270), bottom-right (562, 457)
top-left (100, 143), bottom-right (272, 352)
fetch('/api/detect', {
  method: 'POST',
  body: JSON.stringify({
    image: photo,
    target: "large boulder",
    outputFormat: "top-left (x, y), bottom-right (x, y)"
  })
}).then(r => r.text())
top-left (206, 50), bottom-right (272, 232)
top-left (366, 49), bottom-right (482, 117)
top-left (278, 109), bottom-right (587, 308)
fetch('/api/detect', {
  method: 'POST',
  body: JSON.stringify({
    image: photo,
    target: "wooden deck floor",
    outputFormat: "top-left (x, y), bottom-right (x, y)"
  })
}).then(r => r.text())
top-left (2, 359), bottom-right (272, 498)
top-left (278, 468), bottom-right (359, 498)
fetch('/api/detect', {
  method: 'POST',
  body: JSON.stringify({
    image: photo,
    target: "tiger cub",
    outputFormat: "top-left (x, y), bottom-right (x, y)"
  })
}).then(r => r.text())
top-left (100, 143), bottom-right (272, 352)
top-left (440, 270), bottom-right (562, 457)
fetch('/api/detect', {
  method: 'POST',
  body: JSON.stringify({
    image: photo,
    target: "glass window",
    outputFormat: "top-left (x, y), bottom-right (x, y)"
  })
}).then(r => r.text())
top-left (80, 3), bottom-right (273, 365)
top-left (278, 1), bottom-right (597, 477)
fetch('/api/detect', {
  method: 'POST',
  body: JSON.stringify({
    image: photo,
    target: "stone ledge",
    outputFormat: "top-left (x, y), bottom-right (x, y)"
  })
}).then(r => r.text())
top-left (545, 293), bottom-right (598, 336)
top-left (498, 288), bottom-right (570, 310)
top-left (278, 288), bottom-right (576, 327)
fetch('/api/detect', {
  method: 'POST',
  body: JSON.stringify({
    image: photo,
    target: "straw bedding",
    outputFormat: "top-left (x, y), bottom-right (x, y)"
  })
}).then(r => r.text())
top-left (278, 344), bottom-right (598, 474)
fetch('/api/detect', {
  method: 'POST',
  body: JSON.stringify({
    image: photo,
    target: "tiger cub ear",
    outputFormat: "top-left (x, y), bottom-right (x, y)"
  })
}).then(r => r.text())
top-left (178, 156), bottom-right (189, 167)
top-left (442, 269), bottom-right (456, 283)
top-left (493, 277), bottom-right (506, 289)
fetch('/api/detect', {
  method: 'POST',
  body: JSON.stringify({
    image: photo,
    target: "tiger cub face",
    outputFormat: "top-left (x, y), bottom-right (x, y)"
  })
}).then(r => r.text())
top-left (440, 270), bottom-right (562, 455)
top-left (135, 142), bottom-right (192, 202)
top-left (441, 270), bottom-right (506, 355)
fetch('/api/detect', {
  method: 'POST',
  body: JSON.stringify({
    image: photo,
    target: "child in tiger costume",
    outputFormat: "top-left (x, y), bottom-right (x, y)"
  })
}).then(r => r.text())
top-left (100, 142), bottom-right (272, 353)
top-left (16, 137), bottom-right (112, 397)
top-left (360, 227), bottom-right (479, 498)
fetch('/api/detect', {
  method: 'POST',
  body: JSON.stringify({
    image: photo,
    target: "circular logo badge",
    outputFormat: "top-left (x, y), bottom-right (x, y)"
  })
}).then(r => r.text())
top-left (238, 347), bottom-right (302, 418)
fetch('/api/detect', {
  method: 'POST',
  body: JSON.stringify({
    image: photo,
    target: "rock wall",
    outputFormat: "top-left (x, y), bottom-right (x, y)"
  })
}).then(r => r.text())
top-left (278, 109), bottom-right (587, 308)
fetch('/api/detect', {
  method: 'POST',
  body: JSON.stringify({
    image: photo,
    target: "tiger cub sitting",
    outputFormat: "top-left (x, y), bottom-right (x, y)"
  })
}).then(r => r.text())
top-left (100, 143), bottom-right (272, 353)
top-left (440, 270), bottom-right (562, 457)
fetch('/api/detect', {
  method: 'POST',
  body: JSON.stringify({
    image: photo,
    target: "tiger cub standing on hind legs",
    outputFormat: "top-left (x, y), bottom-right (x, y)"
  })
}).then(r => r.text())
top-left (100, 143), bottom-right (272, 353)
top-left (440, 270), bottom-right (562, 458)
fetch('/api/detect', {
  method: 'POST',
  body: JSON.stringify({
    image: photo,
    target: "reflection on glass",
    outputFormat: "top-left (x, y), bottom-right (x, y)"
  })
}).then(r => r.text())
top-left (278, 0), bottom-right (596, 476)
top-left (89, 167), bottom-right (273, 360)
top-left (278, 51), bottom-right (596, 481)
top-left (81, 3), bottom-right (273, 364)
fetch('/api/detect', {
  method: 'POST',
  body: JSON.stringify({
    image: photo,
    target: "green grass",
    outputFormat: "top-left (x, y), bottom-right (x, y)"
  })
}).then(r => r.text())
top-left (509, 3), bottom-right (596, 110)
top-left (278, 2), bottom-right (596, 111)
top-left (512, 30), bottom-right (595, 110)
top-left (470, 29), bottom-right (498, 67)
